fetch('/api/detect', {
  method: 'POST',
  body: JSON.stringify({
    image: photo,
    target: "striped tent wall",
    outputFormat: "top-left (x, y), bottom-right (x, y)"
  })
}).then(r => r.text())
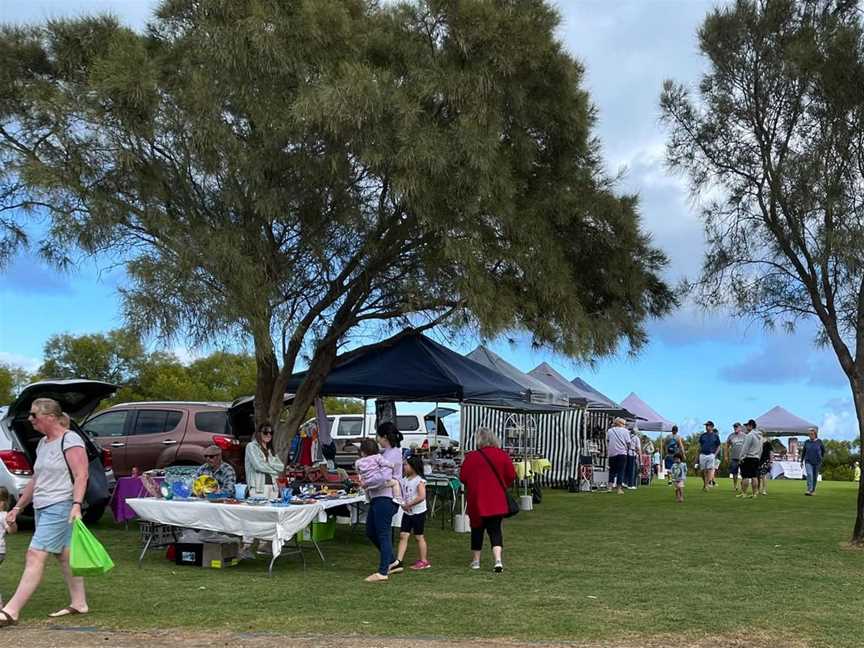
top-left (460, 405), bottom-right (585, 488)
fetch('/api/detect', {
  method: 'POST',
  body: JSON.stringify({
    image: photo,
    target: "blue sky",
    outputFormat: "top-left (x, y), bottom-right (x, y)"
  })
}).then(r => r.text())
top-left (0, 0), bottom-right (858, 440)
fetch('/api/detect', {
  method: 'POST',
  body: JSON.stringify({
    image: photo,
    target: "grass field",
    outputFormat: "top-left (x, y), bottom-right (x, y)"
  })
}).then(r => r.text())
top-left (1, 477), bottom-right (862, 647)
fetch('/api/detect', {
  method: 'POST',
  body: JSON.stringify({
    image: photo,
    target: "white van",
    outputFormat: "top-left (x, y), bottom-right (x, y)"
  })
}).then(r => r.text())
top-left (307, 408), bottom-right (458, 466)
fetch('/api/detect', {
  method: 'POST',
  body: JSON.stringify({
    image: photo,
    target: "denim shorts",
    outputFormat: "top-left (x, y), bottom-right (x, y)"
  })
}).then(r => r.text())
top-left (31, 500), bottom-right (74, 554)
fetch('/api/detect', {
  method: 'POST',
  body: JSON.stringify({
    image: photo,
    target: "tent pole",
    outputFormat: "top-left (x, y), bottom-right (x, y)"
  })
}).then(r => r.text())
top-left (362, 398), bottom-right (368, 438)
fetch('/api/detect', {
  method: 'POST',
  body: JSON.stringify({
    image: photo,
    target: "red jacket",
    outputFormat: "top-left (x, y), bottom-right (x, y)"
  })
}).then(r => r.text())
top-left (459, 447), bottom-right (516, 527)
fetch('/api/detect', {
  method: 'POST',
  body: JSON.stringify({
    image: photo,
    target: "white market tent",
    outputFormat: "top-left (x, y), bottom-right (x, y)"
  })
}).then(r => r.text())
top-left (528, 362), bottom-right (590, 407)
top-left (755, 405), bottom-right (818, 437)
top-left (620, 392), bottom-right (675, 432)
top-left (570, 377), bottom-right (621, 411)
top-left (466, 347), bottom-right (571, 407)
top-left (462, 353), bottom-right (584, 487)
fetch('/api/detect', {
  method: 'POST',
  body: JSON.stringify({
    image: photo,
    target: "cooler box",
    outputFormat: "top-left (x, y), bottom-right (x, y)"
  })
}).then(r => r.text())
top-left (175, 542), bottom-right (239, 568)
top-left (300, 517), bottom-right (336, 543)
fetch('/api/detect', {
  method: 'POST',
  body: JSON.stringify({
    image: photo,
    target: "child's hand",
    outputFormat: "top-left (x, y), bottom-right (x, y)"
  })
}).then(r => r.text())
top-left (6, 520), bottom-right (16, 534)
top-left (401, 503), bottom-right (410, 512)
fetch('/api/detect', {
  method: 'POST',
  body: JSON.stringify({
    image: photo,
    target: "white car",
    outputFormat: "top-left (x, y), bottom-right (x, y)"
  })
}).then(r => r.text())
top-left (307, 408), bottom-right (459, 466)
top-left (0, 379), bottom-right (118, 524)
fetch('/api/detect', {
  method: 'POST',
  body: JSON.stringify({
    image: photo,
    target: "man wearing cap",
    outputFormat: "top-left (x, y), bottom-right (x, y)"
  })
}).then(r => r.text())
top-left (725, 422), bottom-right (747, 493)
top-left (698, 421), bottom-right (721, 491)
top-left (194, 446), bottom-right (237, 497)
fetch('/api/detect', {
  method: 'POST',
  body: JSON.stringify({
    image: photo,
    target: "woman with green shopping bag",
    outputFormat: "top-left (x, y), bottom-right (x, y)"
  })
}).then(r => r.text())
top-left (1, 398), bottom-right (91, 627)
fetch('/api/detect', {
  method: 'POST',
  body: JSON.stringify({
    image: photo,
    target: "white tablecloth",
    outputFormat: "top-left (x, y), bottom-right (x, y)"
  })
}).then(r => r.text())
top-left (127, 498), bottom-right (324, 557)
top-left (771, 461), bottom-right (805, 479)
top-left (317, 495), bottom-right (366, 522)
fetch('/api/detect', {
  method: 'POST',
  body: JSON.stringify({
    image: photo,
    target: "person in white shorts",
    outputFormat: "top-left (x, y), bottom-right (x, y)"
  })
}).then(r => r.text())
top-left (697, 421), bottom-right (721, 491)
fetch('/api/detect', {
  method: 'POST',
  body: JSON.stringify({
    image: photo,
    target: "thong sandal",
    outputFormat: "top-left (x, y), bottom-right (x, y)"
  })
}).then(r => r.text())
top-left (0, 609), bottom-right (18, 627)
top-left (48, 607), bottom-right (87, 618)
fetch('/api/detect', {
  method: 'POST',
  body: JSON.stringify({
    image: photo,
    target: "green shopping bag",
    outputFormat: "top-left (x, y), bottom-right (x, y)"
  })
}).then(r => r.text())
top-left (69, 519), bottom-right (115, 576)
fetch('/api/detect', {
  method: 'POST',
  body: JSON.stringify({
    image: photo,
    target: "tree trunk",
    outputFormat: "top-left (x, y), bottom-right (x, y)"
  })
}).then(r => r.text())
top-left (376, 399), bottom-right (397, 427)
top-left (252, 332), bottom-right (279, 430)
top-left (275, 340), bottom-right (339, 462)
top-left (850, 376), bottom-right (864, 545)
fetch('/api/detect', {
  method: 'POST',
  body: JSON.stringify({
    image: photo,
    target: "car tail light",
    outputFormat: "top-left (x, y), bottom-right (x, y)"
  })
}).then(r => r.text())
top-left (0, 450), bottom-right (34, 476)
top-left (421, 439), bottom-right (429, 450)
top-left (101, 447), bottom-right (113, 471)
top-left (212, 435), bottom-right (240, 451)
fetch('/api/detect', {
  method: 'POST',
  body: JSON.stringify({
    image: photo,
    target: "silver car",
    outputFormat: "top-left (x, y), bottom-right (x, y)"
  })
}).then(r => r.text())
top-left (0, 379), bottom-right (118, 524)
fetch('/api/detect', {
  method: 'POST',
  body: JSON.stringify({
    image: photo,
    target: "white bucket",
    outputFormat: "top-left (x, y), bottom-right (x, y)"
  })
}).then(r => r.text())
top-left (453, 514), bottom-right (470, 533)
top-left (519, 494), bottom-right (533, 511)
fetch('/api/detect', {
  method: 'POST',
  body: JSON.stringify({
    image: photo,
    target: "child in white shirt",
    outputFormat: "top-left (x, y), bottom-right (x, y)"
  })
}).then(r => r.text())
top-left (389, 456), bottom-right (430, 573)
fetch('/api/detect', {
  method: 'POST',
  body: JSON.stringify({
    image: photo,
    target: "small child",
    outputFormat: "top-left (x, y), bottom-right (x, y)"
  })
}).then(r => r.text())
top-left (355, 438), bottom-right (402, 504)
top-left (390, 456), bottom-right (429, 573)
top-left (0, 486), bottom-right (18, 607)
top-left (671, 452), bottom-right (687, 503)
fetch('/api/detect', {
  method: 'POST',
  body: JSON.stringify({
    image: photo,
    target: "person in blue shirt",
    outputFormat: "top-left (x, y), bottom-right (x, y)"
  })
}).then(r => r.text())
top-left (698, 421), bottom-right (721, 491)
top-left (800, 427), bottom-right (825, 496)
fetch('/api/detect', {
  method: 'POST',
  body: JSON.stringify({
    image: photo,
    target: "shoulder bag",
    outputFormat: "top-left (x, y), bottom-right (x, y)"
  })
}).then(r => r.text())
top-left (478, 449), bottom-right (519, 518)
top-left (62, 432), bottom-right (111, 512)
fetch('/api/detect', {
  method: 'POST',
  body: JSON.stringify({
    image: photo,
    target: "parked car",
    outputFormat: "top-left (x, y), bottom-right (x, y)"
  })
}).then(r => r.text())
top-left (82, 394), bottom-right (291, 480)
top-left (83, 401), bottom-right (244, 479)
top-left (309, 408), bottom-right (459, 467)
top-left (0, 379), bottom-right (118, 524)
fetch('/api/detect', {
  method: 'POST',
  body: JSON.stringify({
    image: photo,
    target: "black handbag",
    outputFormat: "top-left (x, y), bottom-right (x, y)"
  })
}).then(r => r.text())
top-left (62, 432), bottom-right (110, 511)
top-left (478, 449), bottom-right (519, 518)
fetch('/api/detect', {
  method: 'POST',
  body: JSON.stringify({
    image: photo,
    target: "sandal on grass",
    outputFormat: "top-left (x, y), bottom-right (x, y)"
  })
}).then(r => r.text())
top-left (0, 609), bottom-right (18, 627)
top-left (48, 607), bottom-right (87, 618)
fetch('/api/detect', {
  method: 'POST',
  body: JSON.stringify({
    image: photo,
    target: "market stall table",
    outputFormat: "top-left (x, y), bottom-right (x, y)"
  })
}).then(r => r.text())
top-left (110, 475), bottom-right (164, 523)
top-left (771, 461), bottom-right (805, 480)
top-left (127, 497), bottom-right (324, 575)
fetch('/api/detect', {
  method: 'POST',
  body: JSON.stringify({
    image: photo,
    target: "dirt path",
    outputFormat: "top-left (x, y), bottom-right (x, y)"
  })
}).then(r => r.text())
top-left (3, 625), bottom-right (813, 648)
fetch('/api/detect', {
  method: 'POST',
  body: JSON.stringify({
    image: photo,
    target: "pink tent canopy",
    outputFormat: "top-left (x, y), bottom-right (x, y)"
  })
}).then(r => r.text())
top-left (620, 392), bottom-right (675, 432)
top-left (755, 406), bottom-right (817, 437)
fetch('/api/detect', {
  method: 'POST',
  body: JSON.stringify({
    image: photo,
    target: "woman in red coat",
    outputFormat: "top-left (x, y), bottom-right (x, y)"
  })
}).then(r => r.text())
top-left (459, 427), bottom-right (516, 573)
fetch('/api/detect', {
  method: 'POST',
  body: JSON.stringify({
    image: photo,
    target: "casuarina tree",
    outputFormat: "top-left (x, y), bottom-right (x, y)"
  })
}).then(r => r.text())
top-left (661, 0), bottom-right (864, 543)
top-left (0, 0), bottom-right (674, 452)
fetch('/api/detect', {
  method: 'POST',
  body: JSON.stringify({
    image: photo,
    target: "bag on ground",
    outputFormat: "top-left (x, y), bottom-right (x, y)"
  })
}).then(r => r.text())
top-left (70, 518), bottom-right (115, 576)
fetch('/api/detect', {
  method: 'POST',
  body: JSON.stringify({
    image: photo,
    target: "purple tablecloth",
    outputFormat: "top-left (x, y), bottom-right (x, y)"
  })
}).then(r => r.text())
top-left (110, 476), bottom-right (164, 523)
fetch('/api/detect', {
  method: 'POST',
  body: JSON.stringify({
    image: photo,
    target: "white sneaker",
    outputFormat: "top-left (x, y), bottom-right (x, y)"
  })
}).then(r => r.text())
top-left (494, 561), bottom-right (504, 573)
top-left (470, 560), bottom-right (480, 570)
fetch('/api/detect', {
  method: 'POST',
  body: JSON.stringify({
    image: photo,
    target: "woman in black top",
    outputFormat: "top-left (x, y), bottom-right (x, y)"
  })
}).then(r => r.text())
top-left (758, 439), bottom-right (773, 496)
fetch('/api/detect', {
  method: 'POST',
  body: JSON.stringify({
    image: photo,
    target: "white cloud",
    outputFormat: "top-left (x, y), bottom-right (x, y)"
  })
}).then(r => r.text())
top-left (819, 399), bottom-right (859, 441)
top-left (0, 351), bottom-right (41, 372)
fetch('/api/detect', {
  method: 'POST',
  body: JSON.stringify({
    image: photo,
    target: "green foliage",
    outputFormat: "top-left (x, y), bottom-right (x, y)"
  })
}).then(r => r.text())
top-left (33, 328), bottom-right (258, 406)
top-left (0, 0), bottom-right (674, 436)
top-left (38, 329), bottom-right (145, 385)
top-left (0, 362), bottom-right (30, 403)
top-left (821, 438), bottom-right (858, 481)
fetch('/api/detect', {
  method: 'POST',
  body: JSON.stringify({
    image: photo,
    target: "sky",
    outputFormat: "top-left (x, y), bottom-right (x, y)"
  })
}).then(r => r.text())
top-left (0, 0), bottom-right (858, 440)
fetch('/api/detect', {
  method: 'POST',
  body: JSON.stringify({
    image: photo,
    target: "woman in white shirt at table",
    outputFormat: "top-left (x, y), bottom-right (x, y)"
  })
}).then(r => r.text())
top-left (244, 423), bottom-right (284, 498)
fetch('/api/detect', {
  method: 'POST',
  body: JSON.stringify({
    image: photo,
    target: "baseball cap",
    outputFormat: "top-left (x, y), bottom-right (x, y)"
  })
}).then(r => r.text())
top-left (704, 420), bottom-right (714, 426)
top-left (204, 445), bottom-right (222, 457)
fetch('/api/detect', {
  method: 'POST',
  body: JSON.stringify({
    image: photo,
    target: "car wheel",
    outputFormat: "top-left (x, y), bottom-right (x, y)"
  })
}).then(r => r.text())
top-left (82, 502), bottom-right (107, 526)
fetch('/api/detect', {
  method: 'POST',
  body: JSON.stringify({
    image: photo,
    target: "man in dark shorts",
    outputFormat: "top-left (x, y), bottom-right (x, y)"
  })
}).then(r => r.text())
top-left (726, 422), bottom-right (746, 493)
top-left (738, 419), bottom-right (762, 498)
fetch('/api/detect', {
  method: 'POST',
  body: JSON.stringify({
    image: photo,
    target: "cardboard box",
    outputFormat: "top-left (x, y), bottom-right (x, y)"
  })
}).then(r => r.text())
top-left (175, 542), bottom-right (239, 568)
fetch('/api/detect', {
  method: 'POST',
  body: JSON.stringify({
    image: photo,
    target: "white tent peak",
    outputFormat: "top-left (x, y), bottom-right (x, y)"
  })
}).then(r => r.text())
top-left (570, 376), bottom-right (620, 410)
top-left (466, 347), bottom-right (570, 406)
top-left (755, 405), bottom-right (817, 436)
top-left (620, 392), bottom-right (675, 432)
top-left (528, 362), bottom-right (586, 405)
